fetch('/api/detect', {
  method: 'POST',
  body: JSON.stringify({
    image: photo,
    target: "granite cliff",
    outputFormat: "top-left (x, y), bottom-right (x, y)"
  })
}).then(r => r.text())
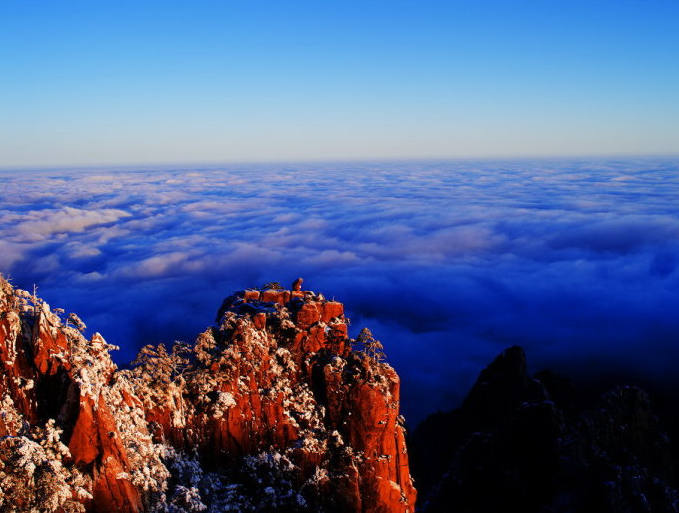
top-left (0, 276), bottom-right (416, 512)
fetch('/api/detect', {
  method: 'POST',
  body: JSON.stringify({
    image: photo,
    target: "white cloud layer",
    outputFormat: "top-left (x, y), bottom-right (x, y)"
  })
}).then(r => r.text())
top-left (12, 207), bottom-right (131, 242)
top-left (1, 158), bottom-right (679, 422)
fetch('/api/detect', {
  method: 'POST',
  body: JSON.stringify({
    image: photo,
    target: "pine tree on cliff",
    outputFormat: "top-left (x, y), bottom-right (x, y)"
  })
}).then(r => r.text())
top-left (67, 312), bottom-right (86, 332)
top-left (31, 283), bottom-right (40, 319)
top-left (262, 281), bottom-right (283, 290)
top-left (357, 327), bottom-right (386, 362)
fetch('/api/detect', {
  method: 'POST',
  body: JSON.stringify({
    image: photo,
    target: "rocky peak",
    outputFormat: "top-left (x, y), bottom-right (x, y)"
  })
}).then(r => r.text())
top-left (0, 276), bottom-right (416, 513)
top-left (410, 345), bottom-right (679, 513)
top-left (462, 345), bottom-right (549, 427)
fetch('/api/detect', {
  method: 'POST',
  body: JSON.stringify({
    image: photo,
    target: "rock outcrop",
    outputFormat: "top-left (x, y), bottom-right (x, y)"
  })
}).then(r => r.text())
top-left (0, 276), bottom-right (416, 513)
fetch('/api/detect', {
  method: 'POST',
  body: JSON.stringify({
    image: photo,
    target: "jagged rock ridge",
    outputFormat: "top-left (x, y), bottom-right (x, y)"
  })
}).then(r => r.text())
top-left (410, 346), bottom-right (679, 513)
top-left (0, 276), bottom-right (416, 513)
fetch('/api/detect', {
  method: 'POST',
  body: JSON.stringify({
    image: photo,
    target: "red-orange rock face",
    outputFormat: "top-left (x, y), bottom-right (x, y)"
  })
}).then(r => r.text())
top-left (0, 277), bottom-right (416, 513)
top-left (0, 277), bottom-right (148, 513)
top-left (259, 288), bottom-right (292, 304)
top-left (70, 394), bottom-right (143, 512)
top-left (321, 301), bottom-right (344, 322)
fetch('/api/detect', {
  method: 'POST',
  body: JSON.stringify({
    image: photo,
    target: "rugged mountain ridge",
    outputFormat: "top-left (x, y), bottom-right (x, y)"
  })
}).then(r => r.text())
top-left (410, 346), bottom-right (679, 513)
top-left (0, 276), bottom-right (416, 513)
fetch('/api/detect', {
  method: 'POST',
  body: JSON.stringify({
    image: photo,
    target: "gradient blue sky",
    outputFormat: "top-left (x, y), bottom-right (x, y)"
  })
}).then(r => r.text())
top-left (1, 0), bottom-right (678, 166)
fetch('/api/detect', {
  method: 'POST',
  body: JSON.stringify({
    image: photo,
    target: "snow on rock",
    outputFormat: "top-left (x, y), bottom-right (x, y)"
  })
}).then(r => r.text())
top-left (0, 276), bottom-right (416, 512)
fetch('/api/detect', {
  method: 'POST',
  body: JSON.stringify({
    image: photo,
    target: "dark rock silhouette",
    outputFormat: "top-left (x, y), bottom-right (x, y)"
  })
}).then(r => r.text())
top-left (410, 346), bottom-right (679, 513)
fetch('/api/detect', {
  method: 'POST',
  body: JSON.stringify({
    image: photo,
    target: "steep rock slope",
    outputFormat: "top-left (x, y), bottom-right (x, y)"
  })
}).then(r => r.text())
top-left (0, 276), bottom-right (416, 513)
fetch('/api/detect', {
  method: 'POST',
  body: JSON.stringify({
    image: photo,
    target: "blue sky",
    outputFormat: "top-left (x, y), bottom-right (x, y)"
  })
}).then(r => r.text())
top-left (1, 0), bottom-right (678, 166)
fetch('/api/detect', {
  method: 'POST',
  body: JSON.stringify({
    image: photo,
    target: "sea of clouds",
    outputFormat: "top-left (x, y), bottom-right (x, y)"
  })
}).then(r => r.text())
top-left (2, 158), bottom-right (678, 423)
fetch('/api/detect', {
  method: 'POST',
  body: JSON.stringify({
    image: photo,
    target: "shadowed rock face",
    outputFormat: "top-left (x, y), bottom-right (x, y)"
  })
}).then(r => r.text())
top-left (410, 346), bottom-right (679, 513)
top-left (0, 277), bottom-right (416, 513)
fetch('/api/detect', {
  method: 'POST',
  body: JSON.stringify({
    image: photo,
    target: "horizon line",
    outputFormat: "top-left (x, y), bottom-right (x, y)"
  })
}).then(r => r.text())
top-left (2, 152), bottom-right (679, 173)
